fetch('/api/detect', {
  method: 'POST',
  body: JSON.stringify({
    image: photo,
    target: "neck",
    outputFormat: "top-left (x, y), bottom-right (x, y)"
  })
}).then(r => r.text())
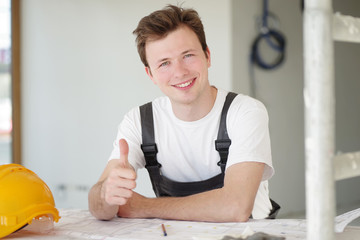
top-left (171, 86), bottom-right (217, 121)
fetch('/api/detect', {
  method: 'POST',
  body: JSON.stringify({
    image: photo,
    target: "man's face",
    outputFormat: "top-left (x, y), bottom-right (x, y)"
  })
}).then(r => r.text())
top-left (145, 25), bottom-right (211, 106)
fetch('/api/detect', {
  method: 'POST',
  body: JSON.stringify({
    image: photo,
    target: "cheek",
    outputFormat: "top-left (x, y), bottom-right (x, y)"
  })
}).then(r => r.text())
top-left (185, 57), bottom-right (208, 69)
top-left (184, 57), bottom-right (197, 66)
top-left (152, 71), bottom-right (172, 85)
top-left (187, 61), bottom-right (207, 73)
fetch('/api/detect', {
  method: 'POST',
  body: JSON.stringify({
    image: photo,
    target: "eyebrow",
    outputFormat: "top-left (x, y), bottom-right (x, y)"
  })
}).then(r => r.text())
top-left (156, 57), bottom-right (170, 65)
top-left (182, 49), bottom-right (196, 55)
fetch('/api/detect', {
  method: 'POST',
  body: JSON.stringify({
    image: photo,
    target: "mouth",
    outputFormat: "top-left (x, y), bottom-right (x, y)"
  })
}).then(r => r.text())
top-left (173, 78), bottom-right (195, 89)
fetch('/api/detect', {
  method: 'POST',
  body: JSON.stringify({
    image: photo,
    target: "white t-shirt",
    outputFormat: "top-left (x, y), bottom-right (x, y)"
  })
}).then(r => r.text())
top-left (109, 88), bottom-right (274, 219)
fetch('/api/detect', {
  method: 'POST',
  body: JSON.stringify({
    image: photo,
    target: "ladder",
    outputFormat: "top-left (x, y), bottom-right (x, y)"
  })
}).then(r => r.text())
top-left (304, 1), bottom-right (360, 240)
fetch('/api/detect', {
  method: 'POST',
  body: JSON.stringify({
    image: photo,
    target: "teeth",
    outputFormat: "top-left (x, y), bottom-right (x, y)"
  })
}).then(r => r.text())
top-left (176, 80), bottom-right (193, 88)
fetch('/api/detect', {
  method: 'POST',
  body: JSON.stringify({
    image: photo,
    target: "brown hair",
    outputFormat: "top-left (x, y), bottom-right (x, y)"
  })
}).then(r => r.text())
top-left (133, 4), bottom-right (208, 67)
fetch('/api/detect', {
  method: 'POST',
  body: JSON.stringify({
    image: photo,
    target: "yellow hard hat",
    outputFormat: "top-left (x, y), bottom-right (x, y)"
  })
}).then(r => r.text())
top-left (0, 164), bottom-right (60, 238)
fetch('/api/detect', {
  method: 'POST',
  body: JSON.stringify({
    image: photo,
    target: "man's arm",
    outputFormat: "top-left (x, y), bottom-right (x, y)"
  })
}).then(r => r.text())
top-left (88, 139), bottom-right (137, 220)
top-left (117, 161), bottom-right (265, 222)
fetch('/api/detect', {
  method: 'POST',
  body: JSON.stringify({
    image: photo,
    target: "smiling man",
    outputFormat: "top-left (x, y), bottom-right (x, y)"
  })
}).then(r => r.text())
top-left (88, 4), bottom-right (279, 222)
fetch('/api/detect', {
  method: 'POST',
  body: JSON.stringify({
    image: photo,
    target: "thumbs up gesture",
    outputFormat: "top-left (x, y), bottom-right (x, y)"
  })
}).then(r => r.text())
top-left (118, 138), bottom-right (132, 169)
top-left (101, 139), bottom-right (137, 206)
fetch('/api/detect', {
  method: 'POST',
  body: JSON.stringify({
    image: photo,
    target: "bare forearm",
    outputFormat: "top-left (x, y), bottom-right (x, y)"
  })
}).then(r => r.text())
top-left (88, 182), bottom-right (119, 220)
top-left (151, 190), bottom-right (250, 222)
top-left (119, 188), bottom-right (251, 222)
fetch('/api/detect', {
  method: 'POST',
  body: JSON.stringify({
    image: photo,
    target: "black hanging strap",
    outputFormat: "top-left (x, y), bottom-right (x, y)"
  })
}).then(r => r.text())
top-left (215, 92), bottom-right (237, 173)
top-left (140, 102), bottom-right (159, 167)
top-left (140, 102), bottom-right (162, 196)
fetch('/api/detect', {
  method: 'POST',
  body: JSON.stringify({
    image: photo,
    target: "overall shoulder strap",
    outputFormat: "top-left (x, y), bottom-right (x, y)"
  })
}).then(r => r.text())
top-left (139, 102), bottom-right (162, 197)
top-left (140, 102), bottom-right (159, 167)
top-left (215, 92), bottom-right (238, 173)
top-left (140, 102), bottom-right (155, 145)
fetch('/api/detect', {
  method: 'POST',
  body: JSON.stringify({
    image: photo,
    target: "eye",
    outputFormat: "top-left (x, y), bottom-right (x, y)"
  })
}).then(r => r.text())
top-left (184, 53), bottom-right (194, 58)
top-left (159, 61), bottom-right (170, 68)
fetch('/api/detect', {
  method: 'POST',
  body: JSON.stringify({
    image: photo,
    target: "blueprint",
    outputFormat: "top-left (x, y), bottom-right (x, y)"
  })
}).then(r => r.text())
top-left (5, 208), bottom-right (360, 240)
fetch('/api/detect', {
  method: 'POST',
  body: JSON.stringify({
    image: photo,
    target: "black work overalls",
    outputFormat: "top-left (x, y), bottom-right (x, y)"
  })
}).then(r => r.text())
top-left (139, 92), bottom-right (280, 219)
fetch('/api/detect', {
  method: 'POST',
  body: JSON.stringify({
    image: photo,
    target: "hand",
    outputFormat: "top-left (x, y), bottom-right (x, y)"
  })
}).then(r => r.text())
top-left (101, 139), bottom-right (137, 206)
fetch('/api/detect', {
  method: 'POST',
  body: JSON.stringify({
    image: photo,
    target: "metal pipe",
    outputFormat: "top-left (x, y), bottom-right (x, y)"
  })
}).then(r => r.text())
top-left (304, 0), bottom-right (335, 239)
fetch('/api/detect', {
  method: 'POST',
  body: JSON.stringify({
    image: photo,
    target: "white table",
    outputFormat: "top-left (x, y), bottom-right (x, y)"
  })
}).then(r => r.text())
top-left (4, 209), bottom-right (360, 240)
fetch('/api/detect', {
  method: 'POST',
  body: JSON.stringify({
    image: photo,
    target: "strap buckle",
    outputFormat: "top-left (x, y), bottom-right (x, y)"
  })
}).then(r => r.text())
top-left (215, 139), bottom-right (231, 160)
top-left (141, 143), bottom-right (158, 156)
top-left (215, 139), bottom-right (231, 173)
top-left (141, 143), bottom-right (160, 168)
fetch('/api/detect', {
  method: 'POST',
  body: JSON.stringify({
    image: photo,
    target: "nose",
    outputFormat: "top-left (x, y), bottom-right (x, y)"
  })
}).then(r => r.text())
top-left (173, 59), bottom-right (189, 79)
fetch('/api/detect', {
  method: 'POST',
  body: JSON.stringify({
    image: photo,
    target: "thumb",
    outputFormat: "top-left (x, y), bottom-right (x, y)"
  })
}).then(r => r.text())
top-left (118, 138), bottom-right (130, 168)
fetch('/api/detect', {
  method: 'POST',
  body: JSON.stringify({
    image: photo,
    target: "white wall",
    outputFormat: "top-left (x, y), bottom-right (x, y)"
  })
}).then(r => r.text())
top-left (21, 0), bottom-right (360, 217)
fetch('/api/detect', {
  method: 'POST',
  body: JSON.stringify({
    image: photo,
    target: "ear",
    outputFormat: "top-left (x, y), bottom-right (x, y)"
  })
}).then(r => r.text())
top-left (145, 67), bottom-right (157, 85)
top-left (145, 66), bottom-right (152, 77)
top-left (206, 47), bottom-right (211, 68)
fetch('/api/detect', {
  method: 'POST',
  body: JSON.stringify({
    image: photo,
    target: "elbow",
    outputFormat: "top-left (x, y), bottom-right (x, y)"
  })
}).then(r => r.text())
top-left (88, 199), bottom-right (116, 221)
top-left (231, 210), bottom-right (252, 223)
top-left (89, 208), bottom-right (116, 221)
top-left (88, 185), bottom-right (118, 221)
top-left (88, 199), bottom-right (118, 221)
top-left (226, 200), bottom-right (253, 222)
top-left (233, 213), bottom-right (251, 222)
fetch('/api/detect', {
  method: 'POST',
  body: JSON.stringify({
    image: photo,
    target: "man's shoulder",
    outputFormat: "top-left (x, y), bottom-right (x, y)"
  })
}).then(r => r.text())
top-left (230, 93), bottom-right (267, 112)
top-left (149, 95), bottom-right (170, 107)
top-left (137, 96), bottom-right (171, 120)
top-left (132, 96), bottom-right (170, 113)
top-left (217, 88), bottom-right (261, 106)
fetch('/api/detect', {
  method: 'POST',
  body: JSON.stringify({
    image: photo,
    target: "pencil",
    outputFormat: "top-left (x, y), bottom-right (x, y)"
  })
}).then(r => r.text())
top-left (161, 223), bottom-right (167, 236)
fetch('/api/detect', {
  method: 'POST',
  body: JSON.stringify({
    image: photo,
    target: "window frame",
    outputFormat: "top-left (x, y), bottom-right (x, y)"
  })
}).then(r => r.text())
top-left (11, 0), bottom-right (21, 164)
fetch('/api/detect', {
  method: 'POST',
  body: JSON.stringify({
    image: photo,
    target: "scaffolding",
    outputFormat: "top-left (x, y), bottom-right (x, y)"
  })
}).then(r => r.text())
top-left (303, 0), bottom-right (360, 240)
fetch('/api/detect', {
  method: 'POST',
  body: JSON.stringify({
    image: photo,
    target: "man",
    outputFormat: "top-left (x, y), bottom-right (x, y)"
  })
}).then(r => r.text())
top-left (88, 4), bottom-right (278, 222)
